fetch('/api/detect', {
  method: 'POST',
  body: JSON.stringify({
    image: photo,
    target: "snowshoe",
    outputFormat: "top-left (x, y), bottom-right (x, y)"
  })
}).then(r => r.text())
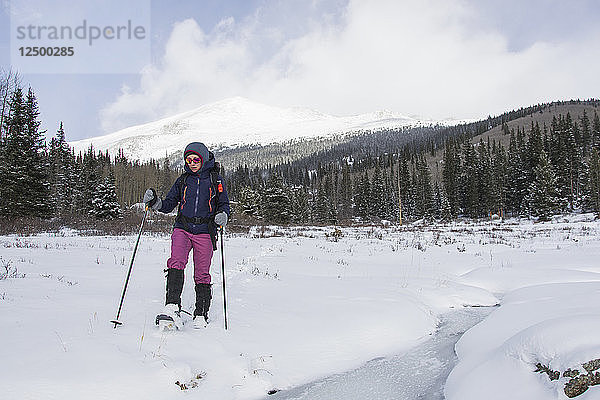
top-left (192, 315), bottom-right (208, 329)
top-left (155, 303), bottom-right (183, 331)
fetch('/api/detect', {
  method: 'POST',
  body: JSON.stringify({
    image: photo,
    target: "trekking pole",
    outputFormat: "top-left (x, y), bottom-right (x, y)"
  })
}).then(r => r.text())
top-left (111, 206), bottom-right (149, 328)
top-left (220, 226), bottom-right (228, 330)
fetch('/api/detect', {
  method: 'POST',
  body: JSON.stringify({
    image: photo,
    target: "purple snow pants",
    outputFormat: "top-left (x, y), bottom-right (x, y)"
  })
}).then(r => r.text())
top-left (167, 228), bottom-right (214, 284)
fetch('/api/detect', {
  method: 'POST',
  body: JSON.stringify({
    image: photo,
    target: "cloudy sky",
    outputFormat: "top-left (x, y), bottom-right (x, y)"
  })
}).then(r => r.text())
top-left (1, 0), bottom-right (600, 141)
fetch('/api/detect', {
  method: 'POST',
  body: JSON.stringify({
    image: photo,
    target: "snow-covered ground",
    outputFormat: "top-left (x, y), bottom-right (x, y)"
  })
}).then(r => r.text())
top-left (1, 215), bottom-right (600, 399)
top-left (266, 307), bottom-right (494, 400)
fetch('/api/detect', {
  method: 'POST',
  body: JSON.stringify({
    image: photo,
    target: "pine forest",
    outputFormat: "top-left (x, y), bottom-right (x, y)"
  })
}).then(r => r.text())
top-left (1, 71), bottom-right (599, 232)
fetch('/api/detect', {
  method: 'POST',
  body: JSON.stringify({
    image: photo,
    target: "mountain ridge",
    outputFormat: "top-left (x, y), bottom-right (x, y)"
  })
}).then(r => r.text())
top-left (70, 97), bottom-right (464, 161)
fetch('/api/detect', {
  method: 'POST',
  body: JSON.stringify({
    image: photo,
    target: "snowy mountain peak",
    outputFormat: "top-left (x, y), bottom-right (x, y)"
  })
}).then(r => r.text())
top-left (70, 97), bottom-right (438, 162)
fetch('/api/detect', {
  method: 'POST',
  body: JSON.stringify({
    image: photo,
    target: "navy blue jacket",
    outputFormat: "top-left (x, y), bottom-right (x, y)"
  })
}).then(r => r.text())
top-left (159, 155), bottom-right (230, 235)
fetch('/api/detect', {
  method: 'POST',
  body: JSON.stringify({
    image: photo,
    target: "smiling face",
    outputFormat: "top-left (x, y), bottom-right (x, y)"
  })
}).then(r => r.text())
top-left (185, 155), bottom-right (203, 173)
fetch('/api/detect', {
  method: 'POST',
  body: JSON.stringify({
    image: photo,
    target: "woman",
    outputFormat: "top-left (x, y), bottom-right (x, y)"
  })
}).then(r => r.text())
top-left (144, 142), bottom-right (230, 329)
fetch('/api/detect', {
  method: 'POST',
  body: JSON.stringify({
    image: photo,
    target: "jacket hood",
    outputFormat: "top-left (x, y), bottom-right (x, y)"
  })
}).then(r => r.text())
top-left (183, 142), bottom-right (212, 175)
top-left (184, 151), bottom-right (215, 175)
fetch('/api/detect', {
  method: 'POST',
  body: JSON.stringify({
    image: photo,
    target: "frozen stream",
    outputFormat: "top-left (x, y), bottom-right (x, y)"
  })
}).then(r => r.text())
top-left (264, 307), bottom-right (495, 400)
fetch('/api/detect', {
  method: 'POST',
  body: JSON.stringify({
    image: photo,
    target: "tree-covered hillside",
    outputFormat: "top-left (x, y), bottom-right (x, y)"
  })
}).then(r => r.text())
top-left (2, 68), bottom-right (599, 228)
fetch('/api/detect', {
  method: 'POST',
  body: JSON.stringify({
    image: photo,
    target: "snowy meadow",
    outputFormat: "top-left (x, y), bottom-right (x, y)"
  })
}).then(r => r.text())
top-left (1, 215), bottom-right (600, 400)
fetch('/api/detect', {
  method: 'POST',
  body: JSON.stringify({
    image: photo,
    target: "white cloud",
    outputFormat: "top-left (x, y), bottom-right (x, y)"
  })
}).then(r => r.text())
top-left (100, 0), bottom-right (600, 133)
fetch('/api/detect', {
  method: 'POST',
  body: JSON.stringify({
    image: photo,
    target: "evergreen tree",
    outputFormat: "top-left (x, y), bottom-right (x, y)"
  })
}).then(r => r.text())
top-left (371, 161), bottom-right (387, 219)
top-left (24, 88), bottom-right (52, 216)
top-left (75, 145), bottom-right (101, 214)
top-left (290, 185), bottom-right (310, 224)
top-left (434, 182), bottom-right (452, 220)
top-left (262, 174), bottom-right (292, 224)
top-left (383, 161), bottom-right (398, 221)
top-left (237, 186), bottom-right (262, 218)
top-left (312, 180), bottom-right (331, 224)
top-left (397, 156), bottom-right (412, 222)
top-left (592, 112), bottom-right (600, 148)
top-left (585, 148), bottom-right (600, 217)
top-left (564, 118), bottom-right (582, 210)
top-left (113, 149), bottom-right (130, 206)
top-left (579, 156), bottom-right (591, 212)
top-left (476, 140), bottom-right (495, 217)
top-left (159, 156), bottom-right (173, 196)
top-left (581, 111), bottom-right (591, 156)
top-left (48, 122), bottom-right (77, 216)
top-left (90, 172), bottom-right (123, 220)
top-left (551, 115), bottom-right (574, 210)
top-left (460, 142), bottom-right (479, 217)
top-left (0, 87), bottom-right (51, 217)
top-left (412, 155), bottom-right (434, 218)
top-left (321, 171), bottom-right (337, 224)
top-left (491, 141), bottom-right (508, 218)
top-left (526, 151), bottom-right (560, 221)
top-left (526, 122), bottom-right (544, 179)
top-left (338, 162), bottom-right (352, 221)
top-left (354, 171), bottom-right (371, 221)
top-left (442, 139), bottom-right (461, 217)
top-left (328, 167), bottom-right (338, 214)
top-left (505, 130), bottom-right (528, 215)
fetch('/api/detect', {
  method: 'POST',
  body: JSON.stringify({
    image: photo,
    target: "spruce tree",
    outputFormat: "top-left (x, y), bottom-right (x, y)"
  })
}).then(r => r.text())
top-left (552, 115), bottom-right (573, 210)
top-left (505, 130), bottom-right (528, 216)
top-left (338, 162), bottom-right (352, 221)
top-left (48, 122), bottom-right (77, 216)
top-left (460, 142), bottom-right (479, 218)
top-left (354, 171), bottom-right (371, 222)
top-left (397, 156), bottom-right (412, 222)
top-left (321, 171), bottom-right (337, 224)
top-left (371, 161), bottom-right (387, 219)
top-left (579, 156), bottom-right (591, 212)
top-left (442, 139), bottom-right (461, 217)
top-left (262, 174), bottom-right (292, 224)
top-left (312, 180), bottom-right (331, 225)
top-left (237, 186), bottom-right (261, 218)
top-left (0, 87), bottom-right (51, 217)
top-left (75, 145), bottom-right (101, 214)
top-left (383, 162), bottom-right (397, 221)
top-left (159, 156), bottom-right (174, 196)
top-left (526, 151), bottom-right (560, 221)
top-left (433, 182), bottom-right (448, 219)
top-left (592, 112), bottom-right (600, 148)
top-left (526, 122), bottom-right (544, 179)
top-left (491, 141), bottom-right (508, 218)
top-left (0, 87), bottom-right (26, 216)
top-left (581, 111), bottom-right (591, 156)
top-left (586, 148), bottom-right (600, 217)
top-left (412, 155), bottom-right (434, 218)
top-left (24, 87), bottom-right (51, 217)
top-left (477, 140), bottom-right (495, 217)
top-left (564, 119), bottom-right (582, 210)
top-left (90, 172), bottom-right (123, 220)
top-left (290, 185), bottom-right (310, 224)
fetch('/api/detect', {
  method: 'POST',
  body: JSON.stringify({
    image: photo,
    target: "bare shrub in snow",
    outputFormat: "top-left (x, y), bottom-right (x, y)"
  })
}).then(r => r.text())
top-left (0, 257), bottom-right (25, 280)
top-left (175, 372), bottom-right (205, 390)
top-left (325, 227), bottom-right (343, 242)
